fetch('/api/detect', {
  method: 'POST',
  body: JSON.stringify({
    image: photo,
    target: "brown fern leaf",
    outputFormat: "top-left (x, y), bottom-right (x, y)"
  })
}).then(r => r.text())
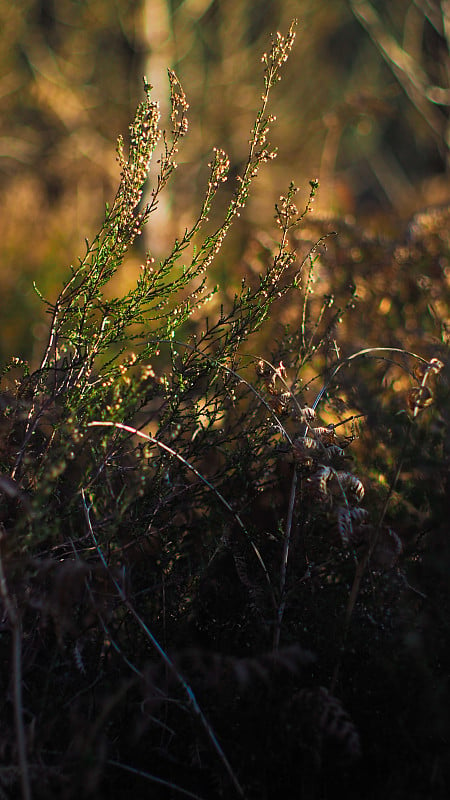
top-left (334, 471), bottom-right (364, 502)
top-left (265, 389), bottom-right (291, 415)
top-left (318, 444), bottom-right (345, 463)
top-left (142, 645), bottom-right (316, 708)
top-left (307, 466), bottom-right (333, 500)
top-left (299, 406), bottom-right (316, 423)
top-left (179, 646), bottom-right (315, 690)
top-left (229, 544), bottom-right (266, 613)
top-left (336, 505), bottom-right (369, 547)
top-left (293, 436), bottom-right (320, 465)
top-left (291, 686), bottom-right (361, 764)
top-left (310, 426), bottom-right (338, 445)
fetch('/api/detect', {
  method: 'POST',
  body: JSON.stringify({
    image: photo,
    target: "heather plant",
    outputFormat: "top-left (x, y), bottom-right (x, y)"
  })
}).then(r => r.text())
top-left (0, 20), bottom-right (448, 800)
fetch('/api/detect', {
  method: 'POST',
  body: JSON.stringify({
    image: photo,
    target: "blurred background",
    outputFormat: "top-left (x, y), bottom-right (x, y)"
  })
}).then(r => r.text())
top-left (1, 0), bottom-right (449, 364)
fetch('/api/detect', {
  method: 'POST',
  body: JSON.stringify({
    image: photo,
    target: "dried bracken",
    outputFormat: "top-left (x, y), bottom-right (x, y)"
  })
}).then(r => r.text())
top-left (336, 505), bottom-right (370, 547)
top-left (289, 686), bottom-right (361, 765)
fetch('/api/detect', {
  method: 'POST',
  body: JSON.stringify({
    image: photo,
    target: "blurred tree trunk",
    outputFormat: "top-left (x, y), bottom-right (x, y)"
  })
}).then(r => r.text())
top-left (138, 0), bottom-right (174, 256)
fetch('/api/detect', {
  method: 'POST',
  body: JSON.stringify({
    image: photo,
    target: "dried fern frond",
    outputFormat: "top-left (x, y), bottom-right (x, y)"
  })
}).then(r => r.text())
top-left (140, 645), bottom-right (315, 713)
top-left (369, 526), bottom-right (403, 570)
top-left (336, 505), bottom-right (369, 547)
top-left (307, 466), bottom-right (333, 500)
top-left (290, 686), bottom-right (361, 765)
top-left (293, 421), bottom-right (346, 466)
top-left (293, 435), bottom-right (321, 462)
top-left (310, 426), bottom-right (338, 445)
top-left (320, 444), bottom-right (345, 462)
top-left (172, 645), bottom-right (316, 691)
top-left (334, 471), bottom-right (365, 502)
top-left (299, 406), bottom-right (316, 423)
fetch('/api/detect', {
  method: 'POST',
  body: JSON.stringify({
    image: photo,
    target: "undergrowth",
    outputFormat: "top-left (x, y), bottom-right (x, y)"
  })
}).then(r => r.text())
top-left (0, 21), bottom-right (449, 800)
